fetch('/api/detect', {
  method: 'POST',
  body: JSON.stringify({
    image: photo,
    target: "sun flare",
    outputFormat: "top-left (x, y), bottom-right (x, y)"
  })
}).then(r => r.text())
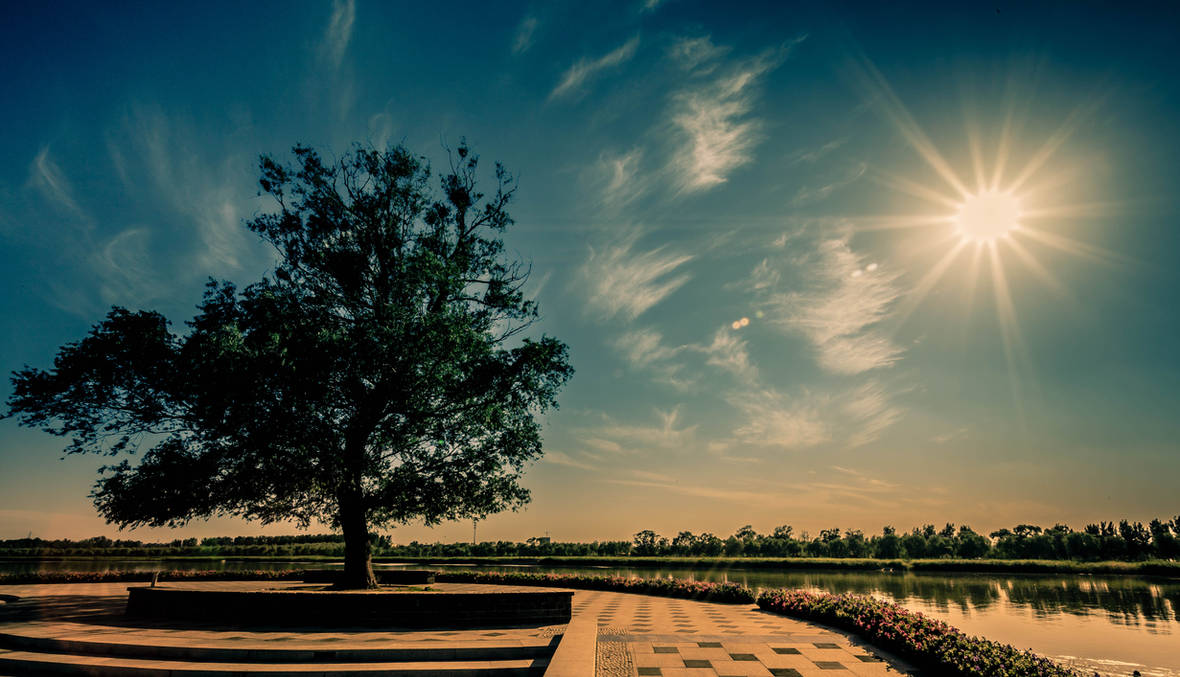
top-left (844, 58), bottom-right (1126, 409)
top-left (955, 191), bottom-right (1021, 243)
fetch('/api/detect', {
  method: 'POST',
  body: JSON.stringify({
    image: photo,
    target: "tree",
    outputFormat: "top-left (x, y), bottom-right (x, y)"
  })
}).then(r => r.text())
top-left (733, 524), bottom-right (758, 541)
top-left (671, 530), bottom-right (697, 555)
top-left (632, 529), bottom-right (668, 556)
top-left (5, 142), bottom-right (573, 588)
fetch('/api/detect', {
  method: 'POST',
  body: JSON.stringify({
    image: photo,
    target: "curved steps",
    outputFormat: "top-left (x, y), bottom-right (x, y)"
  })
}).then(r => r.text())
top-left (0, 649), bottom-right (549, 676)
top-left (0, 631), bottom-right (557, 663)
top-left (0, 629), bottom-right (557, 676)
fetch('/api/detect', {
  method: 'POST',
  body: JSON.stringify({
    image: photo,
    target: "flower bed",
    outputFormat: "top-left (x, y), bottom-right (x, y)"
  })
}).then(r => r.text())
top-left (757, 589), bottom-right (1077, 677)
top-left (435, 570), bottom-right (756, 603)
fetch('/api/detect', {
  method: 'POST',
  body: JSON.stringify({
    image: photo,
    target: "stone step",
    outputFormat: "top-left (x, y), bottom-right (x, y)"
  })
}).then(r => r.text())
top-left (0, 648), bottom-right (549, 676)
top-left (0, 631), bottom-right (557, 663)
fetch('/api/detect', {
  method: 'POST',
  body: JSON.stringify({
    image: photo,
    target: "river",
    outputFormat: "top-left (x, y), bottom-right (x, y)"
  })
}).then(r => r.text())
top-left (2, 559), bottom-right (1176, 676)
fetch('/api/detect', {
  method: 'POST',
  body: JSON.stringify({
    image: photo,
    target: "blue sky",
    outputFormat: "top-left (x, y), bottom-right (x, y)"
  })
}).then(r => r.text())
top-left (2, 1), bottom-right (1179, 543)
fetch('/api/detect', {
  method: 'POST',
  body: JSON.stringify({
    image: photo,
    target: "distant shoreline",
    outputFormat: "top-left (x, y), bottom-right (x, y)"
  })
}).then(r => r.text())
top-left (2, 554), bottom-right (1177, 578)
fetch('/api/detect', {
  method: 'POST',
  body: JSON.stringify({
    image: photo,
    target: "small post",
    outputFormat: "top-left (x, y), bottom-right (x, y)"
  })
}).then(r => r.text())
top-left (151, 571), bottom-right (159, 587)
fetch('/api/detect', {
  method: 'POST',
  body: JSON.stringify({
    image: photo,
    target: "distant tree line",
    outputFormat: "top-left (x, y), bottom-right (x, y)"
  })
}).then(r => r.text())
top-left (4, 518), bottom-right (1178, 561)
top-left (619, 518), bottom-right (1180, 561)
top-left (0, 533), bottom-right (390, 558)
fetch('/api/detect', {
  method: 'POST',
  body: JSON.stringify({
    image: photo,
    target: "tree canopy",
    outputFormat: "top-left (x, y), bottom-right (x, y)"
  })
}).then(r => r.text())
top-left (5, 142), bottom-right (573, 587)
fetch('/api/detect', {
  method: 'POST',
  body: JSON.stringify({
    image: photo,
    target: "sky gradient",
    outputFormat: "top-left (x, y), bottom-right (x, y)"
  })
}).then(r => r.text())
top-left (2, 1), bottom-right (1179, 544)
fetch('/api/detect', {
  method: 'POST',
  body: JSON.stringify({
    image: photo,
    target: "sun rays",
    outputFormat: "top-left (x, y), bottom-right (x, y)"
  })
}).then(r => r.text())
top-left (843, 57), bottom-right (1130, 411)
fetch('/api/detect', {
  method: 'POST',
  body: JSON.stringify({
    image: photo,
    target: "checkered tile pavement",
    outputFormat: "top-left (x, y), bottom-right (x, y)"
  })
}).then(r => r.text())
top-left (571, 590), bottom-right (914, 677)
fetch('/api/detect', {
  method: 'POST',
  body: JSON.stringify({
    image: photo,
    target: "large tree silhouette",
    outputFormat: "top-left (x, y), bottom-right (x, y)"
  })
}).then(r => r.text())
top-left (5, 142), bottom-right (572, 588)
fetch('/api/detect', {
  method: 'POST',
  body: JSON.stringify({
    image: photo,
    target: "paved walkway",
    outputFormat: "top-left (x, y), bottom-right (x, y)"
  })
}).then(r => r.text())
top-left (571, 589), bottom-right (914, 677)
top-left (0, 582), bottom-right (916, 676)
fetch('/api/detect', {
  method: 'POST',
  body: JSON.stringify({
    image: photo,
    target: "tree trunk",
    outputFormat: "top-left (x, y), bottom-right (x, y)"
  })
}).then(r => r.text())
top-left (339, 496), bottom-right (377, 589)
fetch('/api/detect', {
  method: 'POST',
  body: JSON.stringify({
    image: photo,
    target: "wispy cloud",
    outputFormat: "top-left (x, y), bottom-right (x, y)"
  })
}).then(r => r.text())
top-left (550, 36), bottom-right (640, 101)
top-left (791, 161), bottom-right (868, 206)
top-left (763, 233), bottom-right (904, 374)
top-left (613, 328), bottom-right (694, 389)
top-left (613, 328), bottom-right (683, 367)
top-left (789, 137), bottom-right (849, 165)
top-left (580, 407), bottom-right (697, 452)
top-left (584, 438), bottom-right (623, 454)
top-left (698, 327), bottom-right (758, 383)
top-left (307, 0), bottom-right (357, 121)
top-left (668, 39), bottom-right (803, 192)
top-left (543, 451), bottom-right (597, 471)
top-left (629, 469), bottom-right (675, 483)
top-left (512, 15), bottom-right (539, 54)
top-left (368, 112), bottom-right (395, 149)
top-left (667, 35), bottom-right (731, 73)
top-left (91, 227), bottom-right (166, 307)
top-left (319, 0), bottom-right (355, 70)
top-left (27, 147), bottom-right (85, 220)
top-left (608, 477), bottom-right (781, 505)
top-left (103, 104), bottom-right (265, 290)
top-left (931, 427), bottom-right (969, 445)
top-left (579, 230), bottom-right (692, 321)
top-left (726, 388), bottom-right (829, 449)
top-left (594, 147), bottom-right (649, 208)
top-left (842, 381), bottom-right (904, 447)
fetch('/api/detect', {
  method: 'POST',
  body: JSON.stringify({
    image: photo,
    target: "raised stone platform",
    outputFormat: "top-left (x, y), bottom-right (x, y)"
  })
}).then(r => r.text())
top-left (126, 583), bottom-right (573, 628)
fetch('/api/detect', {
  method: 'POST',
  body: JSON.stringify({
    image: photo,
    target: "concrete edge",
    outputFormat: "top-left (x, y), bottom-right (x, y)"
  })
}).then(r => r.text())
top-left (543, 616), bottom-right (596, 677)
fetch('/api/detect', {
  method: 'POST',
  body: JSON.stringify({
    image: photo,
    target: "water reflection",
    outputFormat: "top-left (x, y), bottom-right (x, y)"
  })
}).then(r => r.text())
top-left (486, 564), bottom-right (1178, 627)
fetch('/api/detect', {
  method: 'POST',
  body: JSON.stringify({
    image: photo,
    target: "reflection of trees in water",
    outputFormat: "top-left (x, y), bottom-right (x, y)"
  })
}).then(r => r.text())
top-left (1001, 577), bottom-right (1178, 628)
top-left (526, 566), bottom-right (1179, 626)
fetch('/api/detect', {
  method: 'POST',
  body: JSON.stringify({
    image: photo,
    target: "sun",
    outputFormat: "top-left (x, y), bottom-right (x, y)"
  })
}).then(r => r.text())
top-left (955, 191), bottom-right (1021, 243)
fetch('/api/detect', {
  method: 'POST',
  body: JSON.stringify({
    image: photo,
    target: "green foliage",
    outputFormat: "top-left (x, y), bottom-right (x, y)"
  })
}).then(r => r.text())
top-left (601, 518), bottom-right (1180, 562)
top-left (4, 142), bottom-right (573, 588)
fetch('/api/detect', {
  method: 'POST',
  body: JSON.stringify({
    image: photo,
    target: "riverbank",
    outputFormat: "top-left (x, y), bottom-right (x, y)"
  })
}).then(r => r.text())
top-left (7, 554), bottom-right (1174, 577)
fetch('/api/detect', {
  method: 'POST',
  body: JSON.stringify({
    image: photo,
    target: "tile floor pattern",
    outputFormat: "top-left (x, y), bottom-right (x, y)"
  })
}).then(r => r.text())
top-left (0, 582), bottom-right (916, 677)
top-left (571, 591), bottom-right (916, 677)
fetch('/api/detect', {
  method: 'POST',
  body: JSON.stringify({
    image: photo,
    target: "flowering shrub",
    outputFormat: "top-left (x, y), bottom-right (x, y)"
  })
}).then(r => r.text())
top-left (435, 570), bottom-right (756, 603)
top-left (757, 589), bottom-right (1078, 677)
